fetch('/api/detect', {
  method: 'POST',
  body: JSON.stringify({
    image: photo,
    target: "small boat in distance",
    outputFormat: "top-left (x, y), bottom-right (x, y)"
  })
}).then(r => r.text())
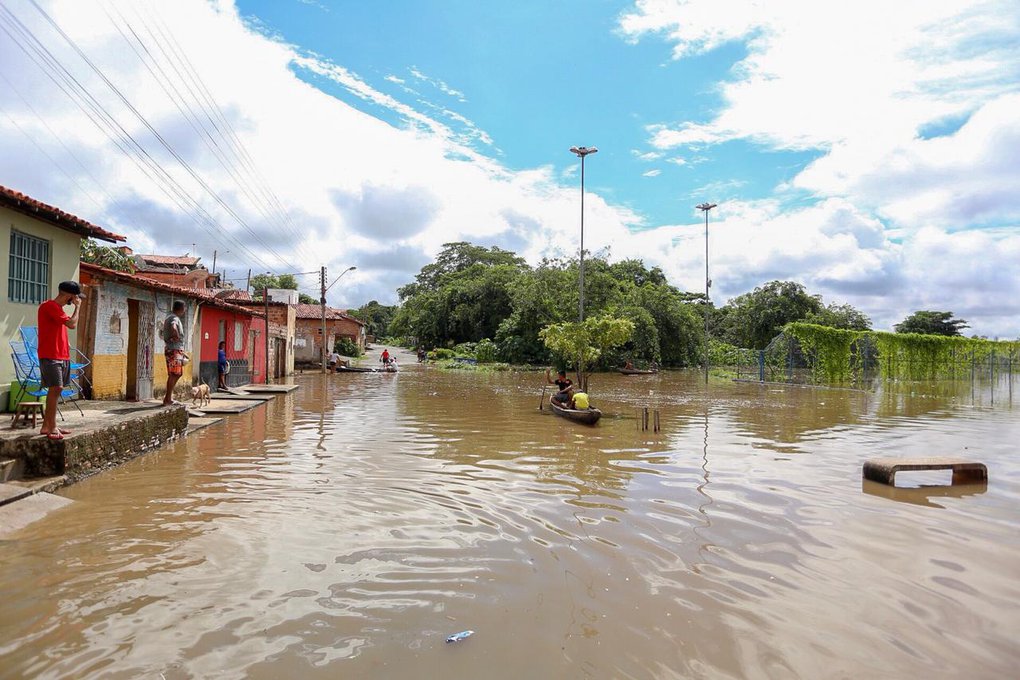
top-left (618, 367), bottom-right (658, 375)
top-left (337, 366), bottom-right (378, 373)
top-left (549, 400), bottom-right (602, 425)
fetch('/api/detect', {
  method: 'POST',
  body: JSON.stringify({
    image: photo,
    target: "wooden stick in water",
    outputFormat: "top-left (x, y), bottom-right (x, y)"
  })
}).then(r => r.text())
top-left (539, 385), bottom-right (547, 410)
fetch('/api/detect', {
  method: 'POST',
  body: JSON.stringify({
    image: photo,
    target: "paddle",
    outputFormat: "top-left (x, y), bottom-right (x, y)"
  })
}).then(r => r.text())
top-left (539, 385), bottom-right (547, 410)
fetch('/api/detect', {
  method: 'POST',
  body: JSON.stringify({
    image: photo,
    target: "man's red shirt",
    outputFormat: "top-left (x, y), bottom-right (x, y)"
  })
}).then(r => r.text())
top-left (38, 299), bottom-right (70, 360)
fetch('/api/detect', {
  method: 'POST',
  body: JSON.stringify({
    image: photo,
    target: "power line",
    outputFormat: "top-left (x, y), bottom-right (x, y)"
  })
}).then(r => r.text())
top-left (0, 2), bottom-right (279, 273)
top-left (25, 0), bottom-right (294, 270)
top-left (101, 0), bottom-right (317, 266)
top-left (134, 0), bottom-right (317, 264)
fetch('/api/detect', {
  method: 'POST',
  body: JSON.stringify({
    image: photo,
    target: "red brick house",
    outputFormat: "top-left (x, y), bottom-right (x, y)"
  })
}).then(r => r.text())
top-left (293, 304), bottom-right (365, 364)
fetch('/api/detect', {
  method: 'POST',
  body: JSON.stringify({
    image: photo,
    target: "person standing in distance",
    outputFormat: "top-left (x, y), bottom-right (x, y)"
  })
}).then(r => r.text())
top-left (163, 300), bottom-right (187, 406)
top-left (37, 281), bottom-right (82, 440)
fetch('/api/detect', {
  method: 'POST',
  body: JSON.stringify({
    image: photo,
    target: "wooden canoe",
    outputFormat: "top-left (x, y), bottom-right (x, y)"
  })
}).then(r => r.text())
top-left (336, 366), bottom-right (378, 373)
top-left (618, 368), bottom-right (658, 375)
top-left (549, 400), bottom-right (602, 425)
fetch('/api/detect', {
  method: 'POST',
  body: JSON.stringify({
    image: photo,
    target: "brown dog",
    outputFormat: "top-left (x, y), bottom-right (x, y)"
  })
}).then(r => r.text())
top-left (191, 383), bottom-right (211, 408)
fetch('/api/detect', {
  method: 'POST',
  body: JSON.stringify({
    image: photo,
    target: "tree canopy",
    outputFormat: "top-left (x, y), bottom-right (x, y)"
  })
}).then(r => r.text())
top-left (894, 310), bottom-right (968, 336)
top-left (349, 300), bottom-right (399, 337)
top-left (81, 239), bottom-right (134, 272)
top-left (250, 273), bottom-right (314, 303)
top-left (391, 243), bottom-right (703, 367)
top-left (713, 281), bottom-right (871, 349)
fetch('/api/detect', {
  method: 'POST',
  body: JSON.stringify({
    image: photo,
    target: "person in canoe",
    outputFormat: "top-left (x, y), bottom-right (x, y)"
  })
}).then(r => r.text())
top-left (546, 369), bottom-right (574, 408)
top-left (568, 391), bottom-right (590, 410)
top-left (623, 360), bottom-right (634, 370)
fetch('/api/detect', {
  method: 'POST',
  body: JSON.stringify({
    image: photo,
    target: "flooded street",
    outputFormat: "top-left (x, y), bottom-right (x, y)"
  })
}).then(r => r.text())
top-left (2, 355), bottom-right (1018, 679)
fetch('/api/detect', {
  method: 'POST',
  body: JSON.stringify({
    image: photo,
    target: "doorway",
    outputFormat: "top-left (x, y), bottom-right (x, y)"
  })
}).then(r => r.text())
top-left (125, 300), bottom-right (155, 401)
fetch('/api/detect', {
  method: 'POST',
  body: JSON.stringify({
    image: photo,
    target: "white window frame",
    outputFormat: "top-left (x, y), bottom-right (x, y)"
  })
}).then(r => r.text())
top-left (8, 230), bottom-right (50, 304)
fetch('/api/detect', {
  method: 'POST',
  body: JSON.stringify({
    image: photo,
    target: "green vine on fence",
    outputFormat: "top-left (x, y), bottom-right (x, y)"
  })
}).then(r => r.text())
top-left (784, 322), bottom-right (1020, 384)
top-left (784, 323), bottom-right (866, 384)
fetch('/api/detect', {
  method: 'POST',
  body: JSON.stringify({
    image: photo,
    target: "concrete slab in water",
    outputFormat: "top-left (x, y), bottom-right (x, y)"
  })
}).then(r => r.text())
top-left (0, 482), bottom-right (32, 506)
top-left (0, 492), bottom-right (73, 538)
top-left (187, 417), bottom-right (223, 434)
top-left (197, 399), bottom-right (264, 414)
top-left (863, 457), bottom-right (988, 486)
top-left (239, 384), bottom-right (300, 393)
top-left (209, 392), bottom-right (275, 402)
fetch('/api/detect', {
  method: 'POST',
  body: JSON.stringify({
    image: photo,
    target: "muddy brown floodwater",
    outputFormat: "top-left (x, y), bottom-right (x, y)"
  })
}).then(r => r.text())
top-left (1, 356), bottom-right (1019, 679)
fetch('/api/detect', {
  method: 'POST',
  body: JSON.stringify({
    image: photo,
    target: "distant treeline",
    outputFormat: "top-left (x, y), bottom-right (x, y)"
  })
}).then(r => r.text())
top-left (356, 242), bottom-right (877, 368)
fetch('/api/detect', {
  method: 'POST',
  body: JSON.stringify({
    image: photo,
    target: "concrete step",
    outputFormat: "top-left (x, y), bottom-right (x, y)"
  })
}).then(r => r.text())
top-left (7, 475), bottom-right (67, 495)
top-left (0, 457), bottom-right (23, 483)
top-left (0, 482), bottom-right (33, 507)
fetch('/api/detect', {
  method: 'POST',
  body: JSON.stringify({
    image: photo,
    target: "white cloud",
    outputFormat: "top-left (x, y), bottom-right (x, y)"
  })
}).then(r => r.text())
top-left (631, 149), bottom-right (662, 161)
top-left (619, 0), bottom-right (1020, 336)
top-left (642, 169), bottom-right (661, 177)
top-left (408, 66), bottom-right (467, 102)
top-left (623, 0), bottom-right (1020, 152)
top-left (0, 0), bottom-right (1017, 337)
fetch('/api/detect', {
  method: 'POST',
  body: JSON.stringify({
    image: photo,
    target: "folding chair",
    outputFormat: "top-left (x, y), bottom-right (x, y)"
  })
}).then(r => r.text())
top-left (20, 325), bottom-right (92, 396)
top-left (9, 341), bottom-right (82, 419)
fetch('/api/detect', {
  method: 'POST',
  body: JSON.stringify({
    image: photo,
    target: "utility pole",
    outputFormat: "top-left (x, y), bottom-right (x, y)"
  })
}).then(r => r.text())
top-left (696, 202), bottom-right (718, 385)
top-left (212, 249), bottom-right (217, 277)
top-left (320, 265), bottom-right (328, 374)
top-left (264, 287), bottom-right (271, 384)
top-left (245, 268), bottom-right (251, 294)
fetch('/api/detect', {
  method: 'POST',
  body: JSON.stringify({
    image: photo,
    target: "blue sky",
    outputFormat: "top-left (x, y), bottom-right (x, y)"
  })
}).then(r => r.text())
top-left (240, 0), bottom-right (809, 225)
top-left (1, 0), bottom-right (1018, 335)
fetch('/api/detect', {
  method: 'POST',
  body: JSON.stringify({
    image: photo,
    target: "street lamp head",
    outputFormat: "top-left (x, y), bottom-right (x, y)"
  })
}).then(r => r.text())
top-left (347, 266), bottom-right (357, 272)
top-left (696, 203), bottom-right (718, 212)
top-left (570, 146), bottom-right (598, 158)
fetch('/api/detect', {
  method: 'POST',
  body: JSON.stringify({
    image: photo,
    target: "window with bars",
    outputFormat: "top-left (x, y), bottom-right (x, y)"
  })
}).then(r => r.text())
top-left (8, 230), bottom-right (50, 304)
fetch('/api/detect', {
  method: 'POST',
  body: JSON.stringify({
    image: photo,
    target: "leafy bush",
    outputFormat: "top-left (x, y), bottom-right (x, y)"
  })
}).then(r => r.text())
top-left (708, 340), bottom-right (757, 367)
top-left (428, 348), bottom-right (455, 361)
top-left (452, 342), bottom-right (477, 357)
top-left (334, 337), bottom-right (361, 357)
top-left (475, 338), bottom-right (497, 363)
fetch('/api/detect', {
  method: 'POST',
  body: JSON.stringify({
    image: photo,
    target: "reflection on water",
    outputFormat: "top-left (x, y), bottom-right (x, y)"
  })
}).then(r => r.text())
top-left (1, 354), bottom-right (1018, 679)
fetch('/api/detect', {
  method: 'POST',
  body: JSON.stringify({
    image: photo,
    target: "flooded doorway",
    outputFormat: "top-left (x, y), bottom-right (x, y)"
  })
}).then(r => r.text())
top-left (125, 299), bottom-right (154, 401)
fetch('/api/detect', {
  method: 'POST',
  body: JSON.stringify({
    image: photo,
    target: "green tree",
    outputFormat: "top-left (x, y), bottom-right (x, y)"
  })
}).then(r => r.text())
top-left (392, 243), bottom-right (529, 347)
top-left (894, 310), bottom-right (968, 336)
top-left (81, 239), bottom-right (134, 272)
top-left (349, 300), bottom-right (399, 337)
top-left (717, 280), bottom-right (823, 349)
top-left (804, 303), bottom-right (872, 331)
top-left (540, 315), bottom-right (635, 381)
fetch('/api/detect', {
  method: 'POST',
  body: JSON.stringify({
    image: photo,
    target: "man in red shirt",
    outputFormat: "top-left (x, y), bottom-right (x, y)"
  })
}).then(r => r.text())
top-left (37, 281), bottom-right (82, 440)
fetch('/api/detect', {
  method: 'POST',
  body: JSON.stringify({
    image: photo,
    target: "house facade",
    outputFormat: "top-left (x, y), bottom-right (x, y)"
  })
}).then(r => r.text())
top-left (237, 300), bottom-right (296, 379)
top-left (79, 263), bottom-right (267, 399)
top-left (293, 304), bottom-right (366, 364)
top-left (1, 186), bottom-right (125, 408)
top-left (196, 304), bottom-right (267, 388)
top-left (130, 252), bottom-right (217, 289)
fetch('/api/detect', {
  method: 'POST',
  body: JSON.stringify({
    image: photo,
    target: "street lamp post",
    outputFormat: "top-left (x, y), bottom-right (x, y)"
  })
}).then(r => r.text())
top-left (569, 146), bottom-right (597, 323)
top-left (696, 202), bottom-right (717, 385)
top-left (320, 265), bottom-right (357, 374)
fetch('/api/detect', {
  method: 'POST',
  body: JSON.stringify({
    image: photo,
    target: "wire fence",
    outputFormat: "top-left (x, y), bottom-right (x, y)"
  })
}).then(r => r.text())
top-left (732, 332), bottom-right (1020, 398)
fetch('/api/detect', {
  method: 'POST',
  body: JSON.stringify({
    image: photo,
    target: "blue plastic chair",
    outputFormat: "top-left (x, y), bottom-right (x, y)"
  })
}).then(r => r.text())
top-left (9, 341), bottom-right (82, 419)
top-left (20, 325), bottom-right (91, 394)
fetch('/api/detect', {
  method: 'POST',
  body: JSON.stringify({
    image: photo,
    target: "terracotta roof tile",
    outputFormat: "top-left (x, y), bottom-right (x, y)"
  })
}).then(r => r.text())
top-left (0, 184), bottom-right (125, 243)
top-left (139, 254), bottom-right (201, 266)
top-left (293, 303), bottom-right (364, 325)
top-left (80, 262), bottom-right (261, 317)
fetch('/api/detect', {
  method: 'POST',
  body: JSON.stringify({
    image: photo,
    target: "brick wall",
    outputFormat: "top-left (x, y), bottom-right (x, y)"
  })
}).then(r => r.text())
top-left (0, 405), bottom-right (188, 480)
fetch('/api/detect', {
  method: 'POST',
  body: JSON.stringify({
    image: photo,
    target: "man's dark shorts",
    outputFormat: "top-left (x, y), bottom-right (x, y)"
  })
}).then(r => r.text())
top-left (40, 359), bottom-right (70, 389)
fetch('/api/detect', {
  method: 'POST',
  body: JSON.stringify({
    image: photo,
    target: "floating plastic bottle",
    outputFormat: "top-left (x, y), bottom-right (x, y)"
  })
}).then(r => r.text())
top-left (446, 630), bottom-right (474, 643)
